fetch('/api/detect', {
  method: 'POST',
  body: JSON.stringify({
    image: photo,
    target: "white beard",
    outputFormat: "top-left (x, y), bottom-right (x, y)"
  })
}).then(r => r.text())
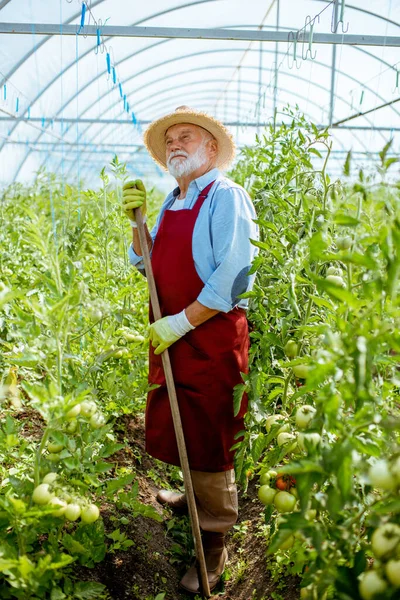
top-left (167, 142), bottom-right (208, 178)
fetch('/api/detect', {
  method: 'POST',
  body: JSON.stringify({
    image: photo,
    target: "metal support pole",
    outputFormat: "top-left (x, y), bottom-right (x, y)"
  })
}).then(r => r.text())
top-left (273, 0), bottom-right (280, 129)
top-left (1, 23), bottom-right (400, 46)
top-left (329, 1), bottom-right (338, 125)
top-left (257, 41), bottom-right (263, 134)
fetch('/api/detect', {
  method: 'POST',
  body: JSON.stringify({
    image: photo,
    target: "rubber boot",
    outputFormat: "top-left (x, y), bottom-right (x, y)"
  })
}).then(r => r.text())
top-left (180, 532), bottom-right (228, 594)
top-left (156, 489), bottom-right (188, 514)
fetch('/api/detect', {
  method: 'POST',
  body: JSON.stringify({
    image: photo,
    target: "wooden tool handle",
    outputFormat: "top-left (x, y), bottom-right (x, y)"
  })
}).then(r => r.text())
top-left (134, 207), bottom-right (211, 599)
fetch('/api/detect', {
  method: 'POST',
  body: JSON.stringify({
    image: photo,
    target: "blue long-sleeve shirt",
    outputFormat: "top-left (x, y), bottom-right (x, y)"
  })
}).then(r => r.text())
top-left (128, 168), bottom-right (259, 313)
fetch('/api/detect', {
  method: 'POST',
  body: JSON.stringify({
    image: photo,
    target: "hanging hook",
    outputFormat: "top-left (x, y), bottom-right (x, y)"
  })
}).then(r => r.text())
top-left (331, 0), bottom-right (349, 33)
top-left (339, 0), bottom-right (349, 33)
top-left (302, 15), bottom-right (319, 60)
top-left (287, 31), bottom-right (301, 70)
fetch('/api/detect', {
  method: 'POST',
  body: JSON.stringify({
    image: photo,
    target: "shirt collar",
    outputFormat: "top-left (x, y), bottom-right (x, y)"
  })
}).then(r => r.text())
top-left (172, 167), bottom-right (220, 198)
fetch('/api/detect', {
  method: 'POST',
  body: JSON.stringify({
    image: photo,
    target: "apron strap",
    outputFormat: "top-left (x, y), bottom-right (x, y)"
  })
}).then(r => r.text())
top-left (192, 180), bottom-right (216, 215)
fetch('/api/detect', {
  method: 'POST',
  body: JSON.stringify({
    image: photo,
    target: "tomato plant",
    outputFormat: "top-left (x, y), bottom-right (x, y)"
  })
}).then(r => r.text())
top-left (230, 112), bottom-right (400, 597)
top-left (0, 158), bottom-right (164, 598)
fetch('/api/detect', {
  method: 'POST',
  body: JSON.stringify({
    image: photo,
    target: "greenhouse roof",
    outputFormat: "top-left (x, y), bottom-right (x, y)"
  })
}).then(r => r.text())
top-left (0, 0), bottom-right (399, 189)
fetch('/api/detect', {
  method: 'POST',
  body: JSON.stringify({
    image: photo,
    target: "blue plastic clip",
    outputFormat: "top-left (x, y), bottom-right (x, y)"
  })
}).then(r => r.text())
top-left (28, 106), bottom-right (31, 119)
top-left (112, 67), bottom-right (116, 84)
top-left (3, 84), bottom-right (6, 100)
top-left (119, 82), bottom-right (123, 97)
top-left (123, 94), bottom-right (127, 109)
top-left (78, 2), bottom-right (86, 34)
top-left (42, 117), bottom-right (45, 127)
top-left (127, 102), bottom-right (129, 114)
top-left (132, 112), bottom-right (137, 125)
top-left (15, 97), bottom-right (19, 112)
top-left (97, 28), bottom-right (101, 48)
top-left (106, 52), bottom-right (111, 74)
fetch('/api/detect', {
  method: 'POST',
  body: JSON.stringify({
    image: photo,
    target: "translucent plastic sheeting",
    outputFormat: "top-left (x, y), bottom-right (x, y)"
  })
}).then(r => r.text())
top-left (0, 0), bottom-right (399, 189)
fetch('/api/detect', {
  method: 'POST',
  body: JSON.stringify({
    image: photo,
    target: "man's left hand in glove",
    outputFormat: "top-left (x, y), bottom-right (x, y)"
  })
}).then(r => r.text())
top-left (149, 310), bottom-right (195, 355)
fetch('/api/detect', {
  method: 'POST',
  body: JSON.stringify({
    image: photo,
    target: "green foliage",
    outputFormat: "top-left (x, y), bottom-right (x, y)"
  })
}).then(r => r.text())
top-left (0, 163), bottom-right (162, 598)
top-left (229, 108), bottom-right (400, 599)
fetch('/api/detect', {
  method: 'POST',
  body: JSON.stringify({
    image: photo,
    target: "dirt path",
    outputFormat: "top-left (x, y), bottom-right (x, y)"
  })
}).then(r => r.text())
top-left (78, 414), bottom-right (300, 600)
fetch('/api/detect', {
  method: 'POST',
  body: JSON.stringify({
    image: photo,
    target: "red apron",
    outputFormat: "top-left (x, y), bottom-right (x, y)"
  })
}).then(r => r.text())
top-left (145, 181), bottom-right (249, 472)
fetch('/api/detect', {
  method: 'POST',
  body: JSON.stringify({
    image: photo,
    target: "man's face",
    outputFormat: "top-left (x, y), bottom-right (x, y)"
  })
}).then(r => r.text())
top-left (165, 124), bottom-right (217, 178)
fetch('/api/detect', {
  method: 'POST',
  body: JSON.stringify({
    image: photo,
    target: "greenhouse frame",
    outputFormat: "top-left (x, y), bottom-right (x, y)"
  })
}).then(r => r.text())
top-left (0, 0), bottom-right (399, 188)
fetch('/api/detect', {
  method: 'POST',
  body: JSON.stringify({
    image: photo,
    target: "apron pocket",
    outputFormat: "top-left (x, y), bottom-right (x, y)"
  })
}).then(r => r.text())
top-left (171, 337), bottom-right (213, 393)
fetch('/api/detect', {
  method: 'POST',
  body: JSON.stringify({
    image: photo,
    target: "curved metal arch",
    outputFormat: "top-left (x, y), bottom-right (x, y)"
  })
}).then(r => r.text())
top-left (70, 92), bottom-right (354, 182)
top-left (0, 0), bottom-right (13, 10)
top-left (53, 61), bottom-right (365, 179)
top-left (11, 5), bottom-right (400, 175)
top-left (0, 0), bottom-right (219, 154)
top-left (55, 39), bottom-right (400, 145)
top-left (57, 48), bottom-right (392, 180)
top-left (12, 13), bottom-right (400, 180)
top-left (40, 44), bottom-right (392, 180)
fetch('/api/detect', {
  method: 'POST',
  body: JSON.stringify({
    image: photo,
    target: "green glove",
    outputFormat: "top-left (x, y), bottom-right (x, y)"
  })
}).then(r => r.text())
top-left (149, 317), bottom-right (182, 356)
top-left (122, 180), bottom-right (147, 223)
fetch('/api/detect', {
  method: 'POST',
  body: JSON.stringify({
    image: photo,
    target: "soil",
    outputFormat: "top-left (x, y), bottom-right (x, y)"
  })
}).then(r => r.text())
top-left (76, 414), bottom-right (300, 600)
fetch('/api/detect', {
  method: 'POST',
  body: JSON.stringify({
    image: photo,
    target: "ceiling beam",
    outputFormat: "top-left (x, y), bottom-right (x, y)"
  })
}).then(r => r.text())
top-left (1, 23), bottom-right (399, 47)
top-left (0, 116), bottom-right (399, 131)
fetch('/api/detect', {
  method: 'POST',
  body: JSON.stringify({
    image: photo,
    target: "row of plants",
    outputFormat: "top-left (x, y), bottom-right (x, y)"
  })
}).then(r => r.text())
top-left (0, 159), bottom-right (162, 598)
top-left (230, 110), bottom-right (400, 599)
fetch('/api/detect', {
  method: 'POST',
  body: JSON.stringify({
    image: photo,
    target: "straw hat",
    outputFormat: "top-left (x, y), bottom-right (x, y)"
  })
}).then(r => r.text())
top-left (143, 106), bottom-right (236, 171)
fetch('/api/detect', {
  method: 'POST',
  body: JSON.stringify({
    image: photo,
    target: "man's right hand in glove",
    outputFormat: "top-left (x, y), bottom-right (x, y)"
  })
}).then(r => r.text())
top-left (122, 180), bottom-right (147, 225)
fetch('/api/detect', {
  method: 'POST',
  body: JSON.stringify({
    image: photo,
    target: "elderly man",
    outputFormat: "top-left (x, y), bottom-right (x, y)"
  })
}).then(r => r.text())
top-left (123, 106), bottom-right (258, 594)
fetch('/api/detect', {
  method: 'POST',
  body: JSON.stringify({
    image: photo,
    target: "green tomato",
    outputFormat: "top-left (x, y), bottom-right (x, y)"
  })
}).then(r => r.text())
top-left (359, 571), bottom-right (387, 600)
top-left (369, 460), bottom-right (397, 491)
top-left (297, 432), bottom-right (321, 452)
top-left (277, 534), bottom-right (294, 551)
top-left (32, 483), bottom-right (52, 505)
top-left (371, 523), bottom-right (400, 559)
top-left (277, 432), bottom-right (296, 447)
top-left (290, 487), bottom-right (299, 499)
top-left (292, 365), bottom-right (310, 379)
top-left (326, 266), bottom-right (337, 276)
top-left (259, 471), bottom-right (271, 486)
top-left (274, 491), bottom-right (297, 513)
top-left (386, 559), bottom-right (400, 587)
top-left (80, 400), bottom-right (97, 418)
top-left (258, 485), bottom-right (277, 506)
top-left (336, 236), bottom-right (352, 250)
top-left (42, 472), bottom-right (58, 484)
top-left (265, 415), bottom-right (281, 433)
top-left (90, 412), bottom-right (107, 429)
top-left (326, 275), bottom-right (346, 287)
top-left (49, 497), bottom-right (67, 517)
top-left (66, 419), bottom-right (78, 434)
top-left (81, 504), bottom-right (100, 524)
top-left (284, 340), bottom-right (298, 359)
top-left (66, 404), bottom-right (81, 419)
top-left (305, 508), bottom-right (317, 520)
top-left (47, 442), bottom-right (64, 453)
top-left (277, 423), bottom-right (290, 436)
top-left (47, 453), bottom-right (61, 463)
top-left (295, 405), bottom-right (316, 430)
top-left (123, 332), bottom-right (145, 343)
top-left (64, 503), bottom-right (81, 521)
